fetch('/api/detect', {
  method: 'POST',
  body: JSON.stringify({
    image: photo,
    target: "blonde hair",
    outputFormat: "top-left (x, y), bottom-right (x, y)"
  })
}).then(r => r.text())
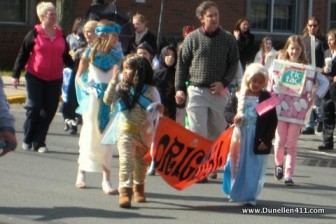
top-left (36, 2), bottom-right (55, 22)
top-left (88, 19), bottom-right (118, 63)
top-left (83, 20), bottom-right (98, 33)
top-left (237, 63), bottom-right (269, 115)
top-left (281, 35), bottom-right (309, 64)
top-left (260, 36), bottom-right (272, 51)
top-left (132, 13), bottom-right (147, 24)
top-left (327, 28), bottom-right (336, 41)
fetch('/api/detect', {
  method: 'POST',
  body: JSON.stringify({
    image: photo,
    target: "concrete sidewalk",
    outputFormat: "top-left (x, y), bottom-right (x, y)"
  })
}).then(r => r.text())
top-left (2, 75), bottom-right (26, 104)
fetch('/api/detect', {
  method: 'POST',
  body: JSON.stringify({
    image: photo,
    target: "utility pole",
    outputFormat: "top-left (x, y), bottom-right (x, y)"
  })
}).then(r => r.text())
top-left (56, 0), bottom-right (78, 35)
top-left (157, 0), bottom-right (166, 53)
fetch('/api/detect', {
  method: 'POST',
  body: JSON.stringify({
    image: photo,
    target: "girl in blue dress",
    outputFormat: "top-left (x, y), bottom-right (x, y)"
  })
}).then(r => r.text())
top-left (223, 63), bottom-right (278, 206)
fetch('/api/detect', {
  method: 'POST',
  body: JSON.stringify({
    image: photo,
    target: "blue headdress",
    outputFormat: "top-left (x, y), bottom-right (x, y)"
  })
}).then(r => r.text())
top-left (95, 24), bottom-right (121, 35)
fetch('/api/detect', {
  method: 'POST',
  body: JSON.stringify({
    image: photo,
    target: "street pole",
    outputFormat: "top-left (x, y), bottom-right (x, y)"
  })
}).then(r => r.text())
top-left (157, 0), bottom-right (166, 55)
top-left (56, 0), bottom-right (78, 35)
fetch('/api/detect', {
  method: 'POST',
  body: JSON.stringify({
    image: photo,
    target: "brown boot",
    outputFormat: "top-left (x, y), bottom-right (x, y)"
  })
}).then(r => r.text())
top-left (133, 184), bottom-right (146, 203)
top-left (119, 187), bottom-right (132, 208)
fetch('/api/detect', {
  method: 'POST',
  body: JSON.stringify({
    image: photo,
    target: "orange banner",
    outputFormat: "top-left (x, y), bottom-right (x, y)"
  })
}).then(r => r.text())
top-left (145, 117), bottom-right (233, 190)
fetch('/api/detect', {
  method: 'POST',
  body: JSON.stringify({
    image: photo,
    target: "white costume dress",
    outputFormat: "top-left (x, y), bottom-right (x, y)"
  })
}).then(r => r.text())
top-left (76, 48), bottom-right (122, 172)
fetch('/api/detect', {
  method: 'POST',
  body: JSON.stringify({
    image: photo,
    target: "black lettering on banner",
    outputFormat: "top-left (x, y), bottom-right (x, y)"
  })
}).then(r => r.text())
top-left (156, 135), bottom-right (184, 175)
top-left (194, 139), bottom-right (226, 180)
top-left (155, 134), bottom-right (207, 181)
top-left (177, 147), bottom-right (205, 181)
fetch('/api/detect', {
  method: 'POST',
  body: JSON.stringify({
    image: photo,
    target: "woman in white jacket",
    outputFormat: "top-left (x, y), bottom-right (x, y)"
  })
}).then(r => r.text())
top-left (254, 36), bottom-right (277, 70)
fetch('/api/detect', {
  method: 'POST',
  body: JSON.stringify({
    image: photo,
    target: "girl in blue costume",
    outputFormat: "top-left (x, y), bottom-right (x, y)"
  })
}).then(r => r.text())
top-left (223, 63), bottom-right (277, 206)
top-left (75, 19), bottom-right (122, 195)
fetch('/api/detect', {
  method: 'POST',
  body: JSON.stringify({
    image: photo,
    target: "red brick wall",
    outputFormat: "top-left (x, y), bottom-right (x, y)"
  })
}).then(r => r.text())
top-left (114, 0), bottom-right (245, 37)
top-left (313, 0), bottom-right (328, 34)
top-left (0, 29), bottom-right (31, 69)
top-left (0, 0), bottom-right (329, 69)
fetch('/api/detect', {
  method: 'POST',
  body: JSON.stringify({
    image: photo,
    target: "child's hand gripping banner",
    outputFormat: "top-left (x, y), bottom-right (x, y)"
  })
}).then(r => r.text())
top-left (144, 116), bottom-right (233, 190)
top-left (269, 59), bottom-right (316, 125)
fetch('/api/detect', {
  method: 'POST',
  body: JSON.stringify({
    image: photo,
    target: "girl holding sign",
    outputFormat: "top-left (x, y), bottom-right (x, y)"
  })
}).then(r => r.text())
top-left (271, 35), bottom-right (328, 186)
top-left (223, 63), bottom-right (277, 206)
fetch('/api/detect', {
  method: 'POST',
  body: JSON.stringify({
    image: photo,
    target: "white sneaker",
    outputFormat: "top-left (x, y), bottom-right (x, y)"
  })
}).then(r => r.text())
top-left (22, 143), bottom-right (32, 151)
top-left (37, 146), bottom-right (48, 153)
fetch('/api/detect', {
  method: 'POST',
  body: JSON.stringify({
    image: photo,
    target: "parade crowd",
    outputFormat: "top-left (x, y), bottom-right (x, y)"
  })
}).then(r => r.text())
top-left (1, 0), bottom-right (336, 209)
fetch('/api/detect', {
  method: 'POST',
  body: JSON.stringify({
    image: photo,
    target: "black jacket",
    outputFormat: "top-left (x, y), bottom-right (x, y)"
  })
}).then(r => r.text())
top-left (154, 45), bottom-right (177, 119)
top-left (323, 49), bottom-right (336, 101)
top-left (126, 30), bottom-right (157, 55)
top-left (236, 31), bottom-right (255, 69)
top-left (303, 35), bottom-right (328, 68)
top-left (253, 91), bottom-right (278, 154)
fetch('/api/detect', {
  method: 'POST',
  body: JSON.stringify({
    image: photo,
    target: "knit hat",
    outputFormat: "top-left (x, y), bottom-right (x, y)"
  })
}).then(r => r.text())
top-left (136, 42), bottom-right (154, 56)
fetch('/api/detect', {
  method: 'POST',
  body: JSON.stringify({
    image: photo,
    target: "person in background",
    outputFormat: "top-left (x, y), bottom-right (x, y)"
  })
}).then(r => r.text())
top-left (147, 45), bottom-right (178, 176)
top-left (127, 13), bottom-right (157, 55)
top-left (175, 1), bottom-right (239, 182)
top-left (254, 36), bottom-right (277, 70)
top-left (82, 20), bottom-right (99, 46)
top-left (301, 16), bottom-right (328, 135)
top-left (84, 0), bottom-right (106, 21)
top-left (12, 2), bottom-right (73, 153)
top-left (177, 25), bottom-right (196, 52)
top-left (0, 74), bottom-right (17, 157)
top-left (154, 45), bottom-right (178, 120)
top-left (61, 17), bottom-right (84, 135)
top-left (75, 20), bottom-right (98, 113)
top-left (233, 18), bottom-right (255, 70)
top-left (318, 28), bottom-right (336, 151)
top-left (136, 41), bottom-right (158, 67)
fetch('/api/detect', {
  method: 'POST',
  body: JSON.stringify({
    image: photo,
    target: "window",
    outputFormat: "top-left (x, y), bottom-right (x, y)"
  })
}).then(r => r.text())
top-left (249, 0), bottom-right (297, 33)
top-left (0, 0), bottom-right (35, 25)
top-left (330, 1), bottom-right (336, 29)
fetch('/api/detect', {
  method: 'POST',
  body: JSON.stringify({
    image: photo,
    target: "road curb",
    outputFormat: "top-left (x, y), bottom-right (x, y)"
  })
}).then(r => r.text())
top-left (7, 95), bottom-right (26, 104)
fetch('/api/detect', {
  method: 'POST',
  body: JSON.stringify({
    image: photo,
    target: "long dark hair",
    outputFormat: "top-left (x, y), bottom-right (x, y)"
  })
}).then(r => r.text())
top-left (119, 54), bottom-right (153, 110)
top-left (234, 17), bottom-right (250, 33)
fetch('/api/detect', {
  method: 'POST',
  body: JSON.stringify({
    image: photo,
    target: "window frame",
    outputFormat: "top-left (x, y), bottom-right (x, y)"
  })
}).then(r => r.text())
top-left (247, 0), bottom-right (299, 35)
top-left (327, 0), bottom-right (336, 30)
top-left (0, 0), bottom-right (36, 26)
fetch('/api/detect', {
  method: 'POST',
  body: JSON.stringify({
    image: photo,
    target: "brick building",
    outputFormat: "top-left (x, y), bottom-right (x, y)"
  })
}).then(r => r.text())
top-left (0, 0), bottom-right (335, 69)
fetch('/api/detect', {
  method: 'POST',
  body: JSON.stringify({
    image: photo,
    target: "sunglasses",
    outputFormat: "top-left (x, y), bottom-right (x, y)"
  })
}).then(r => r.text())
top-left (308, 24), bottom-right (318, 28)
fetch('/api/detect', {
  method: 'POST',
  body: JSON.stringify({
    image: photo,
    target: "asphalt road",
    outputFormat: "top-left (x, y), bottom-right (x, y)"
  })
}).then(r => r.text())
top-left (0, 105), bottom-right (335, 224)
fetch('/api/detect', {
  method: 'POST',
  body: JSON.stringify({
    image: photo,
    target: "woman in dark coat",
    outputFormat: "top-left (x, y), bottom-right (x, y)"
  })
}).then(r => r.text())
top-left (233, 18), bottom-right (255, 70)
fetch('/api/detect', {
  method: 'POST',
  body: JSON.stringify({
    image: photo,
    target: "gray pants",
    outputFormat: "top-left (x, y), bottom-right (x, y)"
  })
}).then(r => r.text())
top-left (187, 86), bottom-right (228, 140)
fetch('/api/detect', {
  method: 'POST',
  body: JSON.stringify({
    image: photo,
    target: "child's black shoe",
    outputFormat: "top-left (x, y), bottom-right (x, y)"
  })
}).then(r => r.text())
top-left (64, 119), bottom-right (70, 131)
top-left (68, 119), bottom-right (78, 135)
